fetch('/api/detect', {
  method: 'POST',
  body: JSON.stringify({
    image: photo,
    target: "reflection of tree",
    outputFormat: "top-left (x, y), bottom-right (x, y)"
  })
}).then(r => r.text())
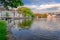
top-left (18, 19), bottom-right (34, 29)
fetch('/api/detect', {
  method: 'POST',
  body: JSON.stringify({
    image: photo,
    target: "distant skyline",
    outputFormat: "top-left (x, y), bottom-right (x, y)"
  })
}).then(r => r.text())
top-left (22, 0), bottom-right (60, 13)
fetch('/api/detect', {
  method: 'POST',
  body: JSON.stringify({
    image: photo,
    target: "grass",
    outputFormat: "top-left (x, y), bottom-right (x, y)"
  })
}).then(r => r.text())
top-left (0, 20), bottom-right (7, 40)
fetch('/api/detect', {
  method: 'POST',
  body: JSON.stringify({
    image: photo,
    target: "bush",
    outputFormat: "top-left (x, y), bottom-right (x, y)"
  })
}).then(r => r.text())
top-left (0, 20), bottom-right (7, 40)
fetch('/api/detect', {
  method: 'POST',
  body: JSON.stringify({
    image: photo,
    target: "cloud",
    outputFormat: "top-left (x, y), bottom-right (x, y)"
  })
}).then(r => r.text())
top-left (37, 4), bottom-right (60, 10)
top-left (22, 0), bottom-right (60, 13)
top-left (31, 0), bottom-right (55, 5)
top-left (23, 3), bottom-right (60, 9)
top-left (22, 3), bottom-right (60, 13)
top-left (23, 5), bottom-right (37, 9)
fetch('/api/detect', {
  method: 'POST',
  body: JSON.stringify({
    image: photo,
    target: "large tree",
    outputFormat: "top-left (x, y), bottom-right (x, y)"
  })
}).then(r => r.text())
top-left (0, 0), bottom-right (24, 10)
top-left (18, 7), bottom-right (34, 18)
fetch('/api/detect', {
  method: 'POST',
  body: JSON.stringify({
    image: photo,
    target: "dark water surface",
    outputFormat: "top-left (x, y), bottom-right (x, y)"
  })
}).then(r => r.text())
top-left (8, 18), bottom-right (60, 40)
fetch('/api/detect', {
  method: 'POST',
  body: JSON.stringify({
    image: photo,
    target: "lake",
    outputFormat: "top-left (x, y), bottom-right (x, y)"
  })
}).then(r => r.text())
top-left (8, 17), bottom-right (60, 40)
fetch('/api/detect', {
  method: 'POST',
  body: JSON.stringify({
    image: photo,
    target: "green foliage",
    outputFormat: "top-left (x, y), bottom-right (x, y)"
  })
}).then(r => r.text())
top-left (41, 14), bottom-right (47, 18)
top-left (0, 0), bottom-right (24, 10)
top-left (38, 16), bottom-right (41, 18)
top-left (18, 19), bottom-right (33, 29)
top-left (0, 20), bottom-right (7, 40)
top-left (18, 7), bottom-right (35, 18)
top-left (38, 14), bottom-right (47, 18)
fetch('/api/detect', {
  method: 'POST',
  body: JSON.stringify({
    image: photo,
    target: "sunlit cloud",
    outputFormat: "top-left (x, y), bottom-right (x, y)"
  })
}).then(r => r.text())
top-left (22, 0), bottom-right (60, 13)
top-left (37, 4), bottom-right (60, 10)
top-left (23, 3), bottom-right (60, 13)
top-left (31, 0), bottom-right (55, 5)
top-left (23, 5), bottom-right (37, 9)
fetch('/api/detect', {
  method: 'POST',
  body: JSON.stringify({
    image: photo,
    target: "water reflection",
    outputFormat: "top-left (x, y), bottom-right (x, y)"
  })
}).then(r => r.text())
top-left (8, 18), bottom-right (60, 40)
top-left (18, 19), bottom-right (34, 29)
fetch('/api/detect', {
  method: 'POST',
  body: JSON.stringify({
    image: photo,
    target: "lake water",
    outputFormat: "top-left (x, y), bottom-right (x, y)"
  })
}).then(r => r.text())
top-left (8, 18), bottom-right (60, 40)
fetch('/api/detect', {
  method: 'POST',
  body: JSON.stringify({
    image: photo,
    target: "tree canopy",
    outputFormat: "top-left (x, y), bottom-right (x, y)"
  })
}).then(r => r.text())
top-left (18, 7), bottom-right (35, 17)
top-left (0, 0), bottom-right (24, 10)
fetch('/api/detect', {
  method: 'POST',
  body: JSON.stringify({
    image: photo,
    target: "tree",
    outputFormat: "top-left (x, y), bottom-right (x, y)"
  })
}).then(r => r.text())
top-left (18, 7), bottom-right (35, 18)
top-left (0, 0), bottom-right (24, 10)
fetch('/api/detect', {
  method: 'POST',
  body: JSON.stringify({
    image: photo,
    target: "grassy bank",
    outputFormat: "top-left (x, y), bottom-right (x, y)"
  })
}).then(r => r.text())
top-left (0, 20), bottom-right (7, 40)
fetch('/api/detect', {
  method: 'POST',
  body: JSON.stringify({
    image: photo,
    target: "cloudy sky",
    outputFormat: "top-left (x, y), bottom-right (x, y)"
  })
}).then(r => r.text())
top-left (22, 0), bottom-right (60, 13)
